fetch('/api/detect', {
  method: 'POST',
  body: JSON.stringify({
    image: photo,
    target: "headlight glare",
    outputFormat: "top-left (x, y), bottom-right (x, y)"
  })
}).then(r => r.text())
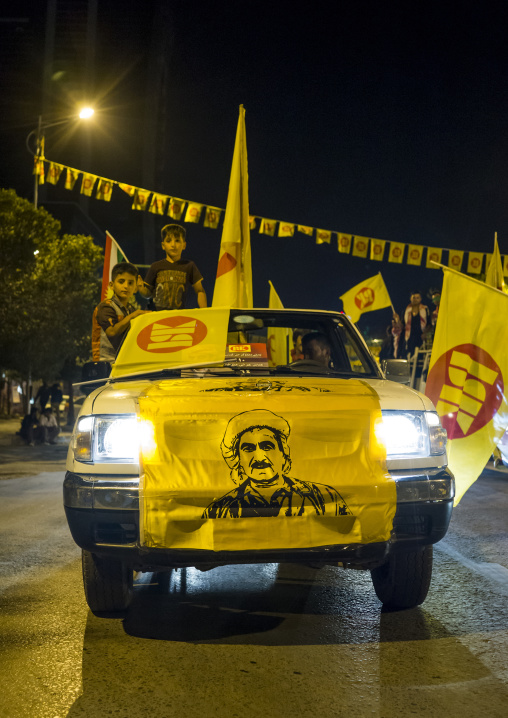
top-left (73, 414), bottom-right (142, 463)
top-left (375, 411), bottom-right (447, 458)
top-left (375, 411), bottom-right (428, 457)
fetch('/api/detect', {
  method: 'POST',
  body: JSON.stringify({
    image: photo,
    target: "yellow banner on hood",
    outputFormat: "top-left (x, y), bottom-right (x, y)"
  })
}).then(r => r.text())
top-left (110, 308), bottom-right (230, 378)
top-left (138, 377), bottom-right (394, 551)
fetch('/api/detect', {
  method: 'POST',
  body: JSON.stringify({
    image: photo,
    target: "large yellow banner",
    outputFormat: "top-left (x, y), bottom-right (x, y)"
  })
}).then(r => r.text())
top-left (425, 268), bottom-right (508, 504)
top-left (138, 377), bottom-right (395, 551)
top-left (110, 308), bottom-right (230, 378)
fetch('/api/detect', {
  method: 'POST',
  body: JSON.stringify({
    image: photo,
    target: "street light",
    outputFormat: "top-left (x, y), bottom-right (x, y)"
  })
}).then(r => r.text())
top-left (26, 108), bottom-right (95, 208)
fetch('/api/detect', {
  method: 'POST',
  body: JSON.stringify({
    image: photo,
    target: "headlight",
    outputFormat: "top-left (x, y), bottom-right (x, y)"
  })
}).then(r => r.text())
top-left (73, 414), bottom-right (140, 463)
top-left (375, 411), bottom-right (447, 458)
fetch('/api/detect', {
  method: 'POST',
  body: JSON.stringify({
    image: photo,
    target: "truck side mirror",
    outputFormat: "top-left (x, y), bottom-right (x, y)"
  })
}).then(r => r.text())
top-left (381, 359), bottom-right (410, 385)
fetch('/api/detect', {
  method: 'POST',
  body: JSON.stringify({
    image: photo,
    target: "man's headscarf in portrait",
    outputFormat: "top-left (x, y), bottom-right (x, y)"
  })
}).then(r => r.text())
top-left (221, 409), bottom-right (292, 484)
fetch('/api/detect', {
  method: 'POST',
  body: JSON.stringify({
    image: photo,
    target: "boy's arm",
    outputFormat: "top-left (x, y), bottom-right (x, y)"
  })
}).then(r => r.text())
top-left (193, 279), bottom-right (207, 308)
top-left (137, 275), bottom-right (153, 298)
top-left (104, 309), bottom-right (150, 338)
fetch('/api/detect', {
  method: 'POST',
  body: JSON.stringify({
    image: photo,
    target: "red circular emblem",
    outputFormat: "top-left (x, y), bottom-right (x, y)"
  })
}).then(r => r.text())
top-left (426, 343), bottom-right (504, 439)
top-left (136, 316), bottom-right (208, 354)
top-left (374, 244), bottom-right (382, 255)
top-left (354, 287), bottom-right (375, 310)
top-left (471, 258), bottom-right (480, 269)
top-left (392, 247), bottom-right (401, 257)
top-left (410, 249), bottom-right (419, 260)
top-left (451, 255), bottom-right (460, 266)
top-left (429, 253), bottom-right (438, 262)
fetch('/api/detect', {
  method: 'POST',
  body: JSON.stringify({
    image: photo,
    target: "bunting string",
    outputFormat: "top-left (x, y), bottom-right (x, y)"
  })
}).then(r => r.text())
top-left (36, 156), bottom-right (507, 276)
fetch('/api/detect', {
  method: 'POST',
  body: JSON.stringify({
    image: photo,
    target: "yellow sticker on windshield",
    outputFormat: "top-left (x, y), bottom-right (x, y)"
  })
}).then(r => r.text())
top-left (139, 377), bottom-right (395, 551)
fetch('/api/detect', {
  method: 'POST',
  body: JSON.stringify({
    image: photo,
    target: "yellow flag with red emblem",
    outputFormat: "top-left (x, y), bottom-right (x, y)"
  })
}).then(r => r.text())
top-left (110, 308), bottom-right (230, 378)
top-left (340, 273), bottom-right (392, 323)
top-left (425, 267), bottom-right (508, 504)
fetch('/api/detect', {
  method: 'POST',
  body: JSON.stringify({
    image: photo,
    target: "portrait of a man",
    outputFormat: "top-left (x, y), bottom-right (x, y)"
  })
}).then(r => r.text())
top-left (202, 409), bottom-right (351, 518)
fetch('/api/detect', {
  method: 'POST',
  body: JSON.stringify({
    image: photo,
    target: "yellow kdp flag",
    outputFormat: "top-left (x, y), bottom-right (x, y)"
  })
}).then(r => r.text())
top-left (340, 273), bottom-right (392, 323)
top-left (259, 218), bottom-right (276, 236)
top-left (407, 244), bottom-right (423, 266)
top-left (249, 216), bottom-right (257, 229)
top-left (204, 206), bottom-right (222, 229)
top-left (96, 179), bottom-right (114, 202)
top-left (267, 280), bottom-right (289, 367)
top-left (388, 241), bottom-right (405, 263)
top-left (46, 162), bottom-right (63, 185)
top-left (212, 105), bottom-right (253, 308)
top-left (118, 183), bottom-right (136, 197)
top-left (467, 252), bottom-right (483, 274)
top-left (33, 156), bottom-right (45, 184)
top-left (503, 254), bottom-right (508, 276)
top-left (149, 193), bottom-right (168, 215)
top-left (278, 223), bottom-right (295, 237)
top-left (316, 229), bottom-right (331, 244)
top-left (485, 235), bottom-right (505, 291)
top-left (352, 236), bottom-right (369, 258)
top-left (168, 198), bottom-right (185, 220)
top-left (298, 225), bottom-right (313, 236)
top-left (448, 249), bottom-right (464, 271)
top-left (64, 167), bottom-right (79, 190)
top-left (370, 238), bottom-right (385, 261)
top-left (80, 173), bottom-right (97, 197)
top-left (426, 247), bottom-right (442, 269)
top-left (110, 307), bottom-right (231, 379)
top-left (185, 202), bottom-right (203, 223)
top-left (132, 189), bottom-right (151, 211)
top-left (338, 233), bottom-right (352, 253)
top-left (139, 377), bottom-right (394, 551)
top-left (425, 268), bottom-right (508, 504)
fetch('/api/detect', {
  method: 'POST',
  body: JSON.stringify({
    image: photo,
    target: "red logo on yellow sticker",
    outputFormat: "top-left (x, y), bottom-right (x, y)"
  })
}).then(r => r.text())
top-left (229, 345), bottom-right (251, 352)
top-left (136, 316), bottom-right (208, 353)
top-left (354, 287), bottom-right (375, 310)
top-left (426, 344), bottom-right (504, 439)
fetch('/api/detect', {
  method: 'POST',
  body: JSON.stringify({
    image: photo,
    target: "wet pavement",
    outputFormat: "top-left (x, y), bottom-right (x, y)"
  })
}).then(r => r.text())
top-left (0, 418), bottom-right (507, 717)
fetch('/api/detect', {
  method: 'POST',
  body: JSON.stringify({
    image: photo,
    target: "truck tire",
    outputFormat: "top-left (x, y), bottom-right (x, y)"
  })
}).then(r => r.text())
top-left (370, 545), bottom-right (433, 610)
top-left (82, 550), bottom-right (133, 613)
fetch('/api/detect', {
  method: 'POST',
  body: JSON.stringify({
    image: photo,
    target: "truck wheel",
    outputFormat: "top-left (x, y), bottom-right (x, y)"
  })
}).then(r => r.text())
top-left (82, 550), bottom-right (133, 613)
top-left (370, 545), bottom-right (433, 610)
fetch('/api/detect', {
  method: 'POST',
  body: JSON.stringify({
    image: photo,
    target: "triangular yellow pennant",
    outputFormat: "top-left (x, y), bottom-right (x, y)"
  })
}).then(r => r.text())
top-left (168, 198), bottom-right (185, 220)
top-left (316, 229), bottom-right (331, 244)
top-left (426, 247), bottom-right (442, 269)
top-left (467, 252), bottom-right (484, 274)
top-left (184, 202), bottom-right (203, 223)
top-left (96, 179), bottom-right (114, 202)
top-left (204, 207), bottom-right (222, 228)
top-left (338, 233), bottom-right (352, 253)
top-left (149, 193), bottom-right (169, 215)
top-left (407, 244), bottom-right (423, 266)
top-left (370, 238), bottom-right (385, 261)
top-left (278, 223), bottom-right (295, 237)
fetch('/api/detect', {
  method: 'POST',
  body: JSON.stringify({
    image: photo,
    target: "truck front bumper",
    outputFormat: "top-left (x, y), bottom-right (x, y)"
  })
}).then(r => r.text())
top-left (63, 467), bottom-right (454, 569)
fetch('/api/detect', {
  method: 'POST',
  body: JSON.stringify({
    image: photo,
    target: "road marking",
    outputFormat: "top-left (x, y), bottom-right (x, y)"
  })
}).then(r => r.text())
top-left (437, 540), bottom-right (508, 595)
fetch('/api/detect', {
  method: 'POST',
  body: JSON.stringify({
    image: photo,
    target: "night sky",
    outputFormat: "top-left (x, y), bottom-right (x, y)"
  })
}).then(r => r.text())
top-left (2, 0), bottom-right (508, 336)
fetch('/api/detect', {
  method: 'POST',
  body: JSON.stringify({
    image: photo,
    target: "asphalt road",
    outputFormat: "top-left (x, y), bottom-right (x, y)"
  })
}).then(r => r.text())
top-left (0, 419), bottom-right (507, 718)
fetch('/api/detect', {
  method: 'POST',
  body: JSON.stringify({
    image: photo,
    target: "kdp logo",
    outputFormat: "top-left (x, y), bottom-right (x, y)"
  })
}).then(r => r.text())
top-left (354, 287), bottom-right (375, 310)
top-left (426, 344), bottom-right (503, 439)
top-left (136, 316), bottom-right (208, 353)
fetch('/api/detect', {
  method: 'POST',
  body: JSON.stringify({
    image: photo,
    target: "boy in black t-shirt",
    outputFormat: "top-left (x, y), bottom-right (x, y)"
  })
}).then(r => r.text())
top-left (139, 224), bottom-right (207, 310)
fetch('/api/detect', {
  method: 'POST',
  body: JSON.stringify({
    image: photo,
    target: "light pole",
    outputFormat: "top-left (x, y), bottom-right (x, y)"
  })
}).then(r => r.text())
top-left (25, 107), bottom-right (95, 208)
